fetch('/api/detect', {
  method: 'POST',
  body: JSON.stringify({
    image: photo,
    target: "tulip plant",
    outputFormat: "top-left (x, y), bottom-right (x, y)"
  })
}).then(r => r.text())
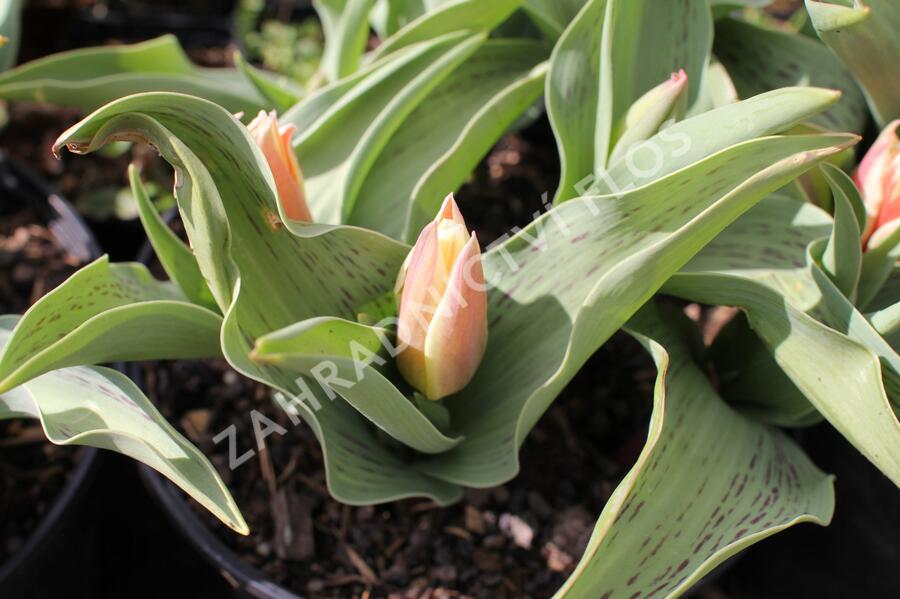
top-left (0, 0), bottom-right (898, 597)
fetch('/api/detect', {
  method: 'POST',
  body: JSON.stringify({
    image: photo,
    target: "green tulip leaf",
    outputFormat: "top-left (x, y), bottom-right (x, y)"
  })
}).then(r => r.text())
top-left (521, 0), bottom-right (588, 39)
top-left (314, 0), bottom-right (378, 81)
top-left (597, 88), bottom-right (844, 196)
top-left (557, 303), bottom-right (834, 598)
top-left (805, 0), bottom-right (900, 126)
top-left (710, 0), bottom-right (774, 19)
top-left (867, 265), bottom-right (900, 313)
top-left (254, 317), bottom-right (464, 454)
top-left (292, 31), bottom-right (484, 225)
top-left (0, 314), bottom-right (246, 534)
top-left (55, 91), bottom-right (851, 506)
top-left (688, 59), bottom-right (739, 116)
top-left (666, 197), bottom-right (900, 484)
top-left (233, 51), bottom-right (304, 113)
top-left (869, 302), bottom-right (900, 352)
top-left (714, 17), bottom-right (868, 134)
top-left (129, 165), bottom-right (218, 313)
top-left (370, 0), bottom-right (427, 38)
top-left (859, 225), bottom-right (900, 310)
top-left (819, 163), bottom-right (863, 300)
top-left (350, 39), bottom-right (549, 241)
top-left (710, 312), bottom-right (822, 427)
top-left (369, 0), bottom-right (523, 60)
top-left (0, 256), bottom-right (222, 393)
top-left (0, 35), bottom-right (269, 115)
top-left (547, 0), bottom-right (713, 201)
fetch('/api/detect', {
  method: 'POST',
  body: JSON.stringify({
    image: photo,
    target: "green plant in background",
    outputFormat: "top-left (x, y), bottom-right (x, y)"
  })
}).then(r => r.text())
top-left (0, 1), bottom-right (897, 597)
top-left (236, 0), bottom-right (324, 86)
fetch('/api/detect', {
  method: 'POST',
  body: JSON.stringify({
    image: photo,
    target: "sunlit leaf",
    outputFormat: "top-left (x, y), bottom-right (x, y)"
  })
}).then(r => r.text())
top-left (55, 90), bottom-right (852, 505)
top-left (806, 0), bottom-right (900, 126)
top-left (557, 303), bottom-right (834, 598)
top-left (129, 165), bottom-right (217, 312)
top-left (665, 196), bottom-right (900, 484)
top-left (0, 35), bottom-right (268, 115)
top-left (0, 256), bottom-right (222, 393)
top-left (0, 314), bottom-right (246, 534)
top-left (714, 17), bottom-right (868, 133)
top-left (314, 0), bottom-right (378, 81)
top-left (369, 0), bottom-right (523, 60)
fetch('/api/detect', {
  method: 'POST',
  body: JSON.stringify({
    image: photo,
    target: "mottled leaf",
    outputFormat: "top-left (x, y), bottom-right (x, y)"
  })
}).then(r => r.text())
top-left (0, 256), bottom-right (222, 393)
top-left (254, 317), bottom-right (464, 454)
top-left (0, 314), bottom-right (246, 534)
top-left (715, 17), bottom-right (868, 133)
top-left (349, 39), bottom-right (548, 241)
top-left (806, 0), bottom-right (900, 126)
top-left (666, 197), bottom-right (900, 484)
top-left (557, 303), bottom-right (834, 598)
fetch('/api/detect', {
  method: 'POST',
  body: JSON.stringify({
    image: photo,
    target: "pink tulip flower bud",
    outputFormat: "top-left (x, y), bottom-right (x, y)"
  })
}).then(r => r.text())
top-left (396, 194), bottom-right (488, 400)
top-left (856, 119), bottom-right (900, 249)
top-left (247, 110), bottom-right (313, 223)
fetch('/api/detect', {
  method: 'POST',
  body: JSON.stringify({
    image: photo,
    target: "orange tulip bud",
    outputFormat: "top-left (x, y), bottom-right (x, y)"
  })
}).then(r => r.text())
top-left (856, 119), bottom-right (900, 249)
top-left (247, 110), bottom-right (313, 223)
top-left (396, 194), bottom-right (488, 400)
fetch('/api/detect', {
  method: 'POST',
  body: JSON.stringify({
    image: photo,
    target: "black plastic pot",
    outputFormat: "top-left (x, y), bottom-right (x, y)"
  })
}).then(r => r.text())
top-left (129, 231), bottom-right (302, 599)
top-left (0, 152), bottom-right (102, 598)
top-left (137, 460), bottom-right (302, 599)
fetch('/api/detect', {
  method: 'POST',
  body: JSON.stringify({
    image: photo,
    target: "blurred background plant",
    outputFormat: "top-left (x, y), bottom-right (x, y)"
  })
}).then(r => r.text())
top-left (235, 0), bottom-right (323, 85)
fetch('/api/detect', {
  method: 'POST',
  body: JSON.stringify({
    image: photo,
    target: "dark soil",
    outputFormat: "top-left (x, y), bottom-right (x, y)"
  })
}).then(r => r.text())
top-left (140, 331), bottom-right (654, 599)
top-left (0, 208), bottom-right (83, 565)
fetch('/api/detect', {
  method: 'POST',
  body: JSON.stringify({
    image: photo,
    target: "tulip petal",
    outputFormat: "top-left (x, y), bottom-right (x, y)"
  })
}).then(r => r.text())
top-left (857, 119), bottom-right (899, 242)
top-left (247, 111), bottom-right (313, 223)
top-left (397, 220), bottom-right (443, 393)
top-left (437, 193), bottom-right (467, 227)
top-left (422, 234), bottom-right (488, 400)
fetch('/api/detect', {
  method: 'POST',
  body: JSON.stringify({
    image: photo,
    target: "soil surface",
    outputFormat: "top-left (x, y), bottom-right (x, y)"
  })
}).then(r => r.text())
top-left (0, 208), bottom-right (82, 565)
top-left (141, 330), bottom-right (654, 599)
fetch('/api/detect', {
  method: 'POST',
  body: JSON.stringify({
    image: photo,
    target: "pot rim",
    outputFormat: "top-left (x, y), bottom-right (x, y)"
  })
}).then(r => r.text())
top-left (0, 151), bottom-right (102, 583)
top-left (137, 459), bottom-right (303, 599)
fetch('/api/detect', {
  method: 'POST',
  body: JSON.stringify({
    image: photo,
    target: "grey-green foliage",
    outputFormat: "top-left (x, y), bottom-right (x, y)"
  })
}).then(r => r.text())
top-left (666, 191), bottom-right (900, 486)
top-left (0, 314), bottom-right (245, 533)
top-left (806, 0), bottom-right (900, 126)
top-left (0, 35), bottom-right (270, 115)
top-left (32, 84), bottom-right (852, 589)
top-left (714, 17), bottom-right (868, 134)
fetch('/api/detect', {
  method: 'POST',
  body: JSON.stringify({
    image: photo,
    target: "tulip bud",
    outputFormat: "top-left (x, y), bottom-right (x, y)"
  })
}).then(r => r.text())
top-left (610, 69), bottom-right (688, 163)
top-left (396, 194), bottom-right (488, 400)
top-left (247, 110), bottom-right (313, 223)
top-left (856, 119), bottom-right (900, 249)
